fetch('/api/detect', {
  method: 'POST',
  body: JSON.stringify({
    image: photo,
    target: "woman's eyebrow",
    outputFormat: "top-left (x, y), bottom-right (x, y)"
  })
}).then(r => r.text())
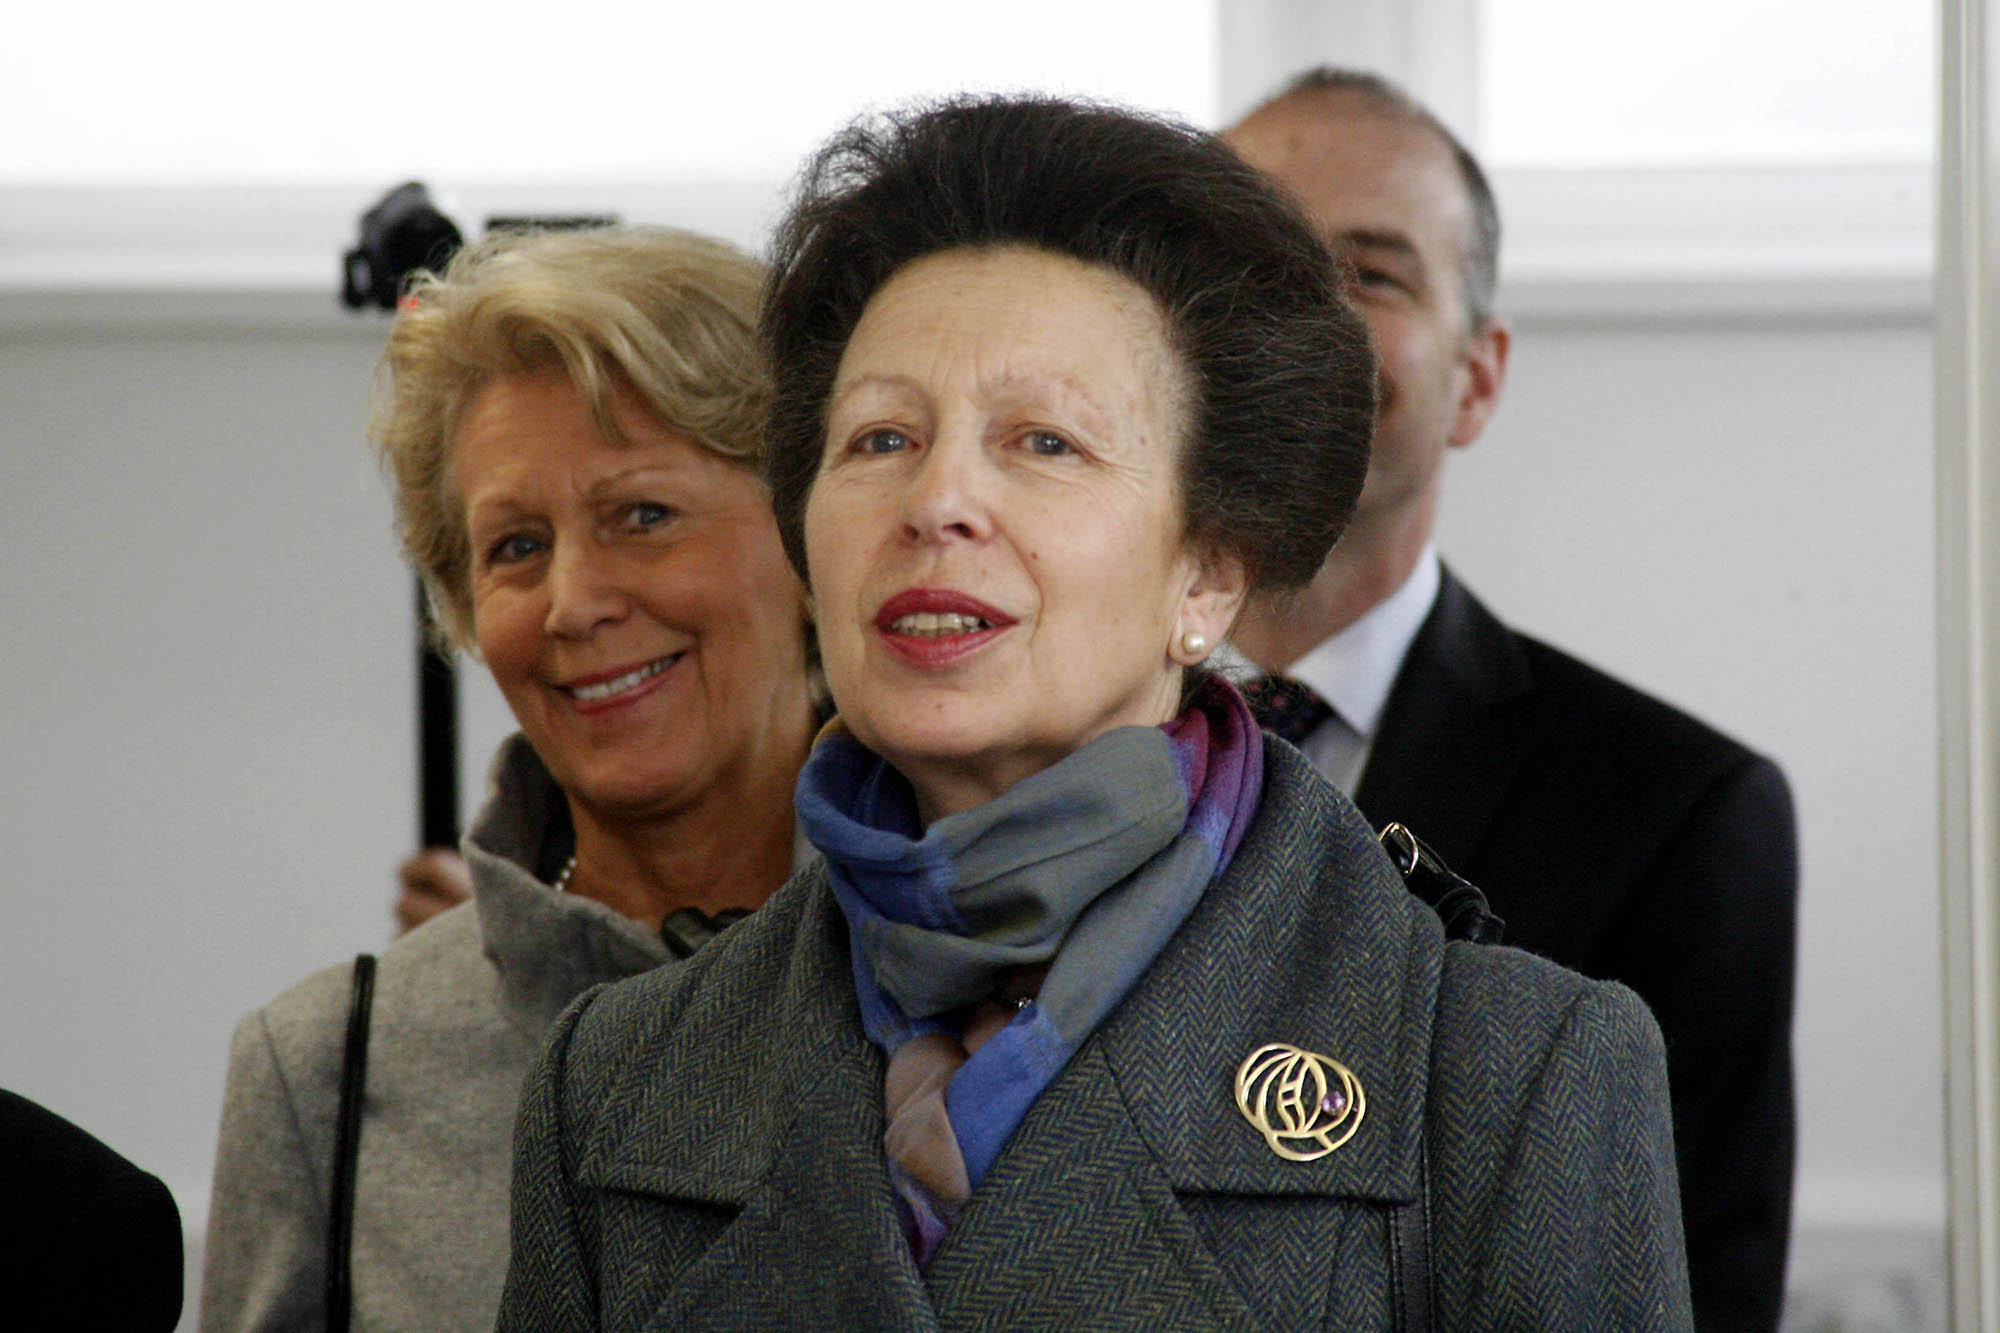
top-left (581, 460), bottom-right (689, 496)
top-left (830, 371), bottom-right (926, 401)
top-left (980, 367), bottom-right (1118, 435)
top-left (831, 368), bottom-right (1116, 437)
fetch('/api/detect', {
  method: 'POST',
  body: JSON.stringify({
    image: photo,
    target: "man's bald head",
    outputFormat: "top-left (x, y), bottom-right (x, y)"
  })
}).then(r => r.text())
top-left (1222, 65), bottom-right (1514, 658)
top-left (1234, 68), bottom-right (1501, 331)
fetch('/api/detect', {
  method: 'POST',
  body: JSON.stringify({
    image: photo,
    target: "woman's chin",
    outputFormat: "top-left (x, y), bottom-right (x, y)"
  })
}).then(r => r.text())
top-left (854, 714), bottom-right (1006, 771)
top-left (860, 727), bottom-right (1056, 822)
top-left (548, 753), bottom-right (707, 823)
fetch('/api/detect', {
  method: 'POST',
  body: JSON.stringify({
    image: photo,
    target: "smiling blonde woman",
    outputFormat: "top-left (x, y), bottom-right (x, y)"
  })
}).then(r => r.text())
top-left (200, 227), bottom-right (815, 1332)
top-left (502, 101), bottom-right (1691, 1329)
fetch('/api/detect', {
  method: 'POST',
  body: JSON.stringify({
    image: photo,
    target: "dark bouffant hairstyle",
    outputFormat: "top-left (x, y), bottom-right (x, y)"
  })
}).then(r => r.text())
top-left (761, 95), bottom-right (1375, 596)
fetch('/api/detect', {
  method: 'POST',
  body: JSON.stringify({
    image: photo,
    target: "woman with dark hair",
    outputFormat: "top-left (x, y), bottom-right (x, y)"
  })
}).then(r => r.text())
top-left (502, 98), bottom-right (1690, 1329)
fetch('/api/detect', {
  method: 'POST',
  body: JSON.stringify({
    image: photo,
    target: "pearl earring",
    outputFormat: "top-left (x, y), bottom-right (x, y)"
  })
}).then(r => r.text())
top-left (1180, 630), bottom-right (1208, 659)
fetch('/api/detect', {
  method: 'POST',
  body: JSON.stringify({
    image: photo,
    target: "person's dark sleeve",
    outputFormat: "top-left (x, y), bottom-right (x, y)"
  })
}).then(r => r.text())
top-left (2, 1088), bottom-right (184, 1332)
top-left (1619, 755), bottom-right (1798, 1332)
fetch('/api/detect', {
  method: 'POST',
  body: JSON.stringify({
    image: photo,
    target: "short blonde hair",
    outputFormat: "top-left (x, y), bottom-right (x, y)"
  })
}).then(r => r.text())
top-left (371, 226), bottom-right (769, 651)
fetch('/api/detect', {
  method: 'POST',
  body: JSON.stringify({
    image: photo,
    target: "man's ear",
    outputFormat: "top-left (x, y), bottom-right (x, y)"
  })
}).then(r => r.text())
top-left (1449, 317), bottom-right (1511, 449)
top-left (1175, 544), bottom-right (1251, 661)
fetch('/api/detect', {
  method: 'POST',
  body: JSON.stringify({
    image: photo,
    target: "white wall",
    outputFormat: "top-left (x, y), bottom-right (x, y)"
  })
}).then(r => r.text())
top-left (1441, 299), bottom-right (1945, 1323)
top-left (0, 282), bottom-right (1945, 1327)
top-left (0, 301), bottom-right (415, 1315)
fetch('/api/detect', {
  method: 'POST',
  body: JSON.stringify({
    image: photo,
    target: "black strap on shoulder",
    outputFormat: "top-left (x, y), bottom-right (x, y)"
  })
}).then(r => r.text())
top-left (1378, 823), bottom-right (1506, 945)
top-left (327, 952), bottom-right (377, 1330)
top-left (1386, 1139), bottom-right (1438, 1333)
top-left (1378, 822), bottom-right (1467, 1328)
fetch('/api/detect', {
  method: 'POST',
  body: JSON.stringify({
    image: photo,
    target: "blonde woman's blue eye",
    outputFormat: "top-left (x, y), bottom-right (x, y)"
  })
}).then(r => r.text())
top-left (490, 534), bottom-right (543, 564)
top-left (1027, 431), bottom-right (1072, 456)
top-left (627, 502), bottom-right (672, 527)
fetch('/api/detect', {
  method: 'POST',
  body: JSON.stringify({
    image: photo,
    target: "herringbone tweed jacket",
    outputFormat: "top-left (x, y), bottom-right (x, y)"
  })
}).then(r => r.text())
top-left (1354, 569), bottom-right (1794, 1331)
top-left (501, 740), bottom-right (1693, 1330)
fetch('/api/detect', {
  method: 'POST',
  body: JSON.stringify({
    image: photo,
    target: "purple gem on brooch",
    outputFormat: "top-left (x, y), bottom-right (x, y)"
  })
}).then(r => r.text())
top-left (1320, 1087), bottom-right (1349, 1119)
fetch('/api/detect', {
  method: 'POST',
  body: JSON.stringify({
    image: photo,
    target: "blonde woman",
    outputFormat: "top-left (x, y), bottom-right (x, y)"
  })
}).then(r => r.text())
top-left (202, 227), bottom-right (815, 1331)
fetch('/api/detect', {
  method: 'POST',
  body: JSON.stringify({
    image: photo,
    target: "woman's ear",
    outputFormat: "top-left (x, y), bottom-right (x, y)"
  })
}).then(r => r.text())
top-left (1172, 546), bottom-right (1250, 664)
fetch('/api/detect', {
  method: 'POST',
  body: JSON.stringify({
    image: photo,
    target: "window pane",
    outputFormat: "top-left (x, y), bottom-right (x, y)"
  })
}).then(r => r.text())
top-left (0, 2), bottom-right (1216, 184)
top-left (1479, 0), bottom-right (1934, 167)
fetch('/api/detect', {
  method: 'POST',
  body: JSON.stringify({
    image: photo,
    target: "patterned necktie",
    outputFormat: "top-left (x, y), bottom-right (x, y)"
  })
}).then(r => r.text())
top-left (1242, 675), bottom-right (1334, 745)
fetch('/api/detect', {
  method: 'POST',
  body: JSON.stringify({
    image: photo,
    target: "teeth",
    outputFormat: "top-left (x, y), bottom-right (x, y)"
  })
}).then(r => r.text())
top-left (569, 655), bottom-right (675, 701)
top-left (890, 612), bottom-right (992, 637)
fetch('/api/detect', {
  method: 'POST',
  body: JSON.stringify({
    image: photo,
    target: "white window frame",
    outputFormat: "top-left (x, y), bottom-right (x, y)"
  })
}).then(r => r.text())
top-left (1937, 0), bottom-right (2000, 1325)
top-left (1218, 0), bottom-right (1930, 327)
top-left (2, 0), bottom-right (1932, 332)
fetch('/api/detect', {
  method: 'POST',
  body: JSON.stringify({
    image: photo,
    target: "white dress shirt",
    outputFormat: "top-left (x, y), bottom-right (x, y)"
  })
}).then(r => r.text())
top-left (1224, 548), bottom-right (1442, 793)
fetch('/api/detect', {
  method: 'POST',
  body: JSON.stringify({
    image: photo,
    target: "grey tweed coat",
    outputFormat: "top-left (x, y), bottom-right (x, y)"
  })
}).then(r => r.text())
top-left (501, 739), bottom-right (1692, 1330)
top-left (201, 737), bottom-right (670, 1332)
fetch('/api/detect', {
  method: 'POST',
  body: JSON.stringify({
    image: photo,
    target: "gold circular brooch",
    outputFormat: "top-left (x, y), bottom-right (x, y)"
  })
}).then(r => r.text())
top-left (1234, 1042), bottom-right (1366, 1161)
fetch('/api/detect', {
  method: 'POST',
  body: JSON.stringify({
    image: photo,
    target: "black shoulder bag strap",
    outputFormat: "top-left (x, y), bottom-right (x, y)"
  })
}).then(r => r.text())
top-left (1378, 822), bottom-right (1506, 945)
top-left (327, 952), bottom-right (377, 1330)
top-left (1377, 822), bottom-right (1500, 1331)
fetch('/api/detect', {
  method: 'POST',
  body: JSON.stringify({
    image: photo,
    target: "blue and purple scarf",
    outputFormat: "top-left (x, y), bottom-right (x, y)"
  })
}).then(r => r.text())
top-left (793, 677), bottom-right (1264, 1263)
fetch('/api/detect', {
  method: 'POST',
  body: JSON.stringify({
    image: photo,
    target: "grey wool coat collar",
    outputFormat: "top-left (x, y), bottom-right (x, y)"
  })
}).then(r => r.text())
top-left (502, 739), bottom-right (1690, 1330)
top-left (464, 734), bottom-right (669, 1024)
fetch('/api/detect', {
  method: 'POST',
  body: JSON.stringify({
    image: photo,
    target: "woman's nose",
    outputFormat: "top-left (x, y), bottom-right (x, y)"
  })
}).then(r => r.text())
top-left (899, 433), bottom-right (990, 544)
top-left (543, 539), bottom-right (630, 638)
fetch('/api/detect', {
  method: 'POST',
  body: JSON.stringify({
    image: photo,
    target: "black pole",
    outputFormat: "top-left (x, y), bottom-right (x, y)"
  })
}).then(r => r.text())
top-left (416, 578), bottom-right (459, 849)
top-left (342, 184), bottom-right (617, 853)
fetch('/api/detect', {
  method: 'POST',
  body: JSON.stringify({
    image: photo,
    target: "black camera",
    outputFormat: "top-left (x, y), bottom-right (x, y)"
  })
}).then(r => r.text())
top-left (340, 182), bottom-right (464, 310)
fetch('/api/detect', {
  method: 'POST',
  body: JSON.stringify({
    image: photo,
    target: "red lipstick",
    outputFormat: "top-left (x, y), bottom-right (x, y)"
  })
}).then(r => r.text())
top-left (873, 588), bottom-right (1014, 669)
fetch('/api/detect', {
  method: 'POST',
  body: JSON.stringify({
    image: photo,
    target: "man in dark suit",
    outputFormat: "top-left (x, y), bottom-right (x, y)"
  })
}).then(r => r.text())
top-left (1225, 69), bottom-right (1798, 1331)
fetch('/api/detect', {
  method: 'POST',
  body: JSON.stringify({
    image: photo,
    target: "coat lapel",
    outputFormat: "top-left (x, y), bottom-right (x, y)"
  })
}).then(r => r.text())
top-left (1355, 567), bottom-right (1535, 871)
top-left (1104, 743), bottom-right (1432, 1204)
top-left (582, 870), bottom-right (939, 1330)
top-left (923, 743), bottom-right (1437, 1328)
top-left (633, 1046), bottom-right (939, 1331)
top-left (573, 748), bottom-right (1440, 1329)
top-left (923, 1041), bottom-right (1259, 1329)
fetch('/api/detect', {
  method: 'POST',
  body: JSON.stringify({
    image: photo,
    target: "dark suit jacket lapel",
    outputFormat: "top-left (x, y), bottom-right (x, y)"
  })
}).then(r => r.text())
top-left (1356, 566), bottom-right (1536, 871)
top-left (923, 744), bottom-right (1434, 1326)
top-left (584, 872), bottom-right (939, 1330)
